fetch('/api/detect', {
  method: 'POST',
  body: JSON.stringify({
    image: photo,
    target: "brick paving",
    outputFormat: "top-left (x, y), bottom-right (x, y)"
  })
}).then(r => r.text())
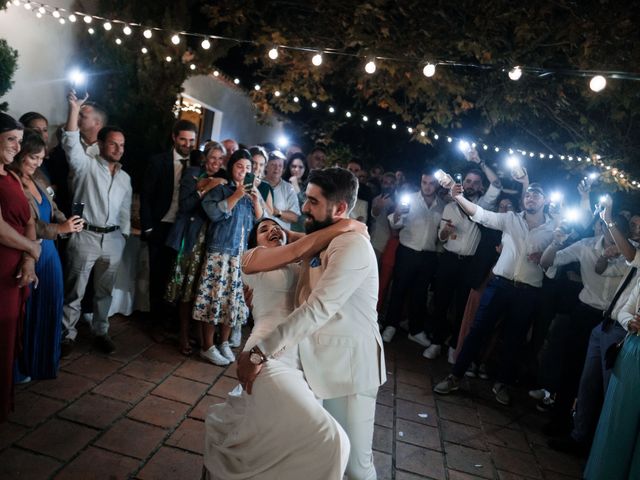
top-left (0, 314), bottom-right (585, 479)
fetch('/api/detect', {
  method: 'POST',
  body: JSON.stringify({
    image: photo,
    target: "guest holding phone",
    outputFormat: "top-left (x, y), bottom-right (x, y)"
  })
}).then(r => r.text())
top-left (8, 130), bottom-right (83, 382)
top-left (0, 113), bottom-right (40, 422)
top-left (193, 149), bottom-right (262, 365)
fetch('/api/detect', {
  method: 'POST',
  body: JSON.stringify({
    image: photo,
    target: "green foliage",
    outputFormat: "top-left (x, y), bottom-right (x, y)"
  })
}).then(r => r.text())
top-left (0, 38), bottom-right (18, 112)
top-left (202, 0), bottom-right (640, 187)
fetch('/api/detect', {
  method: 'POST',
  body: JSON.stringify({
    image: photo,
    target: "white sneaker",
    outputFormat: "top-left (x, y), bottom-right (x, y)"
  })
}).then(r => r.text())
top-left (528, 388), bottom-right (550, 401)
top-left (465, 362), bottom-right (478, 378)
top-left (478, 363), bottom-right (489, 380)
top-left (382, 326), bottom-right (396, 343)
top-left (408, 332), bottom-right (431, 348)
top-left (200, 346), bottom-right (230, 366)
top-left (229, 325), bottom-right (242, 348)
top-left (447, 347), bottom-right (456, 365)
top-left (423, 344), bottom-right (442, 359)
top-left (219, 341), bottom-right (236, 363)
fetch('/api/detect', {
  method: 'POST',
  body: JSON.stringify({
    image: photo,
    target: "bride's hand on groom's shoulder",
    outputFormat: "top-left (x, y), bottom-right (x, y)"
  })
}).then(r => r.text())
top-left (338, 218), bottom-right (370, 240)
top-left (236, 352), bottom-right (262, 395)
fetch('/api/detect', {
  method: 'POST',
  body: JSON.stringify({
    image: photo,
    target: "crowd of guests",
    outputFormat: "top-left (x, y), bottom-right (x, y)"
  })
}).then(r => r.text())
top-left (0, 90), bottom-right (639, 478)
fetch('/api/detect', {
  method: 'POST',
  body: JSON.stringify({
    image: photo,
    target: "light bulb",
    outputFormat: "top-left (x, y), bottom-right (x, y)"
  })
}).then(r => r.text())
top-left (123, 25), bottom-right (131, 35)
top-left (274, 91), bottom-right (281, 97)
top-left (508, 66), bottom-right (522, 81)
top-left (407, 127), bottom-right (413, 133)
top-left (115, 38), bottom-right (122, 45)
top-left (190, 64), bottom-right (196, 71)
top-left (171, 34), bottom-right (180, 45)
top-left (59, 18), bottom-right (65, 24)
top-left (447, 137), bottom-right (452, 143)
top-left (590, 75), bottom-right (606, 92)
top-left (213, 70), bottom-right (219, 77)
top-left (52, 8), bottom-right (60, 18)
top-left (143, 29), bottom-right (152, 39)
top-left (165, 56), bottom-right (172, 62)
top-left (345, 111), bottom-right (352, 118)
top-left (87, 27), bottom-right (94, 34)
top-left (68, 14), bottom-right (76, 22)
top-left (364, 60), bottom-right (376, 74)
top-left (201, 38), bottom-right (211, 49)
top-left (362, 115), bottom-right (368, 122)
top-left (23, 2), bottom-right (31, 9)
top-left (328, 106), bottom-right (335, 113)
top-left (420, 131), bottom-right (426, 137)
top-left (293, 96), bottom-right (299, 102)
top-left (391, 123), bottom-right (397, 129)
top-left (423, 63), bottom-right (436, 77)
top-left (311, 101), bottom-right (318, 108)
top-left (141, 47), bottom-right (148, 54)
top-left (83, 15), bottom-right (91, 23)
top-left (254, 84), bottom-right (261, 91)
top-left (103, 21), bottom-right (112, 31)
top-left (312, 53), bottom-right (322, 66)
top-left (376, 119), bottom-right (382, 126)
top-left (233, 78), bottom-right (240, 84)
top-left (268, 47), bottom-right (278, 60)
top-left (38, 6), bottom-right (44, 13)
top-left (434, 134), bottom-right (439, 140)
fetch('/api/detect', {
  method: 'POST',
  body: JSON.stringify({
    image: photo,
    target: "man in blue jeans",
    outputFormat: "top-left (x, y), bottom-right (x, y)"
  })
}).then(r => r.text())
top-left (434, 182), bottom-right (554, 405)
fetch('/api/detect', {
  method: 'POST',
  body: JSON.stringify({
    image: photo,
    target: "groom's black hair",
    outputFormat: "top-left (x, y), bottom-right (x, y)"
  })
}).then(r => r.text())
top-left (307, 167), bottom-right (359, 213)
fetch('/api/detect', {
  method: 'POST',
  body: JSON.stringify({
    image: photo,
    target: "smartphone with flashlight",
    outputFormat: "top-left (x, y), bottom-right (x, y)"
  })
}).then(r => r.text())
top-left (68, 69), bottom-right (88, 98)
top-left (399, 193), bottom-right (411, 213)
top-left (71, 202), bottom-right (85, 218)
top-left (243, 172), bottom-right (255, 189)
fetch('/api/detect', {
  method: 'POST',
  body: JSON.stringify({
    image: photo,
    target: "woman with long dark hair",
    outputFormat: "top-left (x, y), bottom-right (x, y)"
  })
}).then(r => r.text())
top-left (0, 114), bottom-right (40, 421)
top-left (9, 130), bottom-right (83, 381)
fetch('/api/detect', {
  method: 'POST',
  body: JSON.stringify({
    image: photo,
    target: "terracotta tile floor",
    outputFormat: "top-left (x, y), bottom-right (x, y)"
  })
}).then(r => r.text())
top-left (0, 314), bottom-right (585, 479)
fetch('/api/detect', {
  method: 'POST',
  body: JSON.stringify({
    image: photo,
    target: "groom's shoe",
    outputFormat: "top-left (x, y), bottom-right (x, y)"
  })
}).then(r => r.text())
top-left (219, 341), bottom-right (236, 363)
top-left (200, 346), bottom-right (230, 366)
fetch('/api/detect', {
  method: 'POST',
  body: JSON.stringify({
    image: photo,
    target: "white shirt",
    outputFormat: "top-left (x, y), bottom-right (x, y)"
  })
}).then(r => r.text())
top-left (439, 184), bottom-right (501, 256)
top-left (388, 193), bottom-right (444, 252)
top-left (61, 130), bottom-right (132, 236)
top-left (161, 149), bottom-right (187, 223)
top-left (471, 206), bottom-right (555, 287)
top-left (547, 236), bottom-right (627, 310)
top-left (611, 248), bottom-right (640, 328)
top-left (269, 178), bottom-right (300, 230)
top-left (370, 196), bottom-right (394, 255)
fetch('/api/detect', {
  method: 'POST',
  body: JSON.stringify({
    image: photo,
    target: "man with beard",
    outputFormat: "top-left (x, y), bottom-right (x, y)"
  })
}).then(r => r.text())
top-left (425, 151), bottom-right (501, 362)
top-left (237, 168), bottom-right (386, 479)
top-left (434, 182), bottom-right (554, 406)
top-left (141, 120), bottom-right (198, 329)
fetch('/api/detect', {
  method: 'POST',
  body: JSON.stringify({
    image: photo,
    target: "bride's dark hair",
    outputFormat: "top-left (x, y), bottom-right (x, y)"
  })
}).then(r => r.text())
top-left (247, 218), bottom-right (281, 249)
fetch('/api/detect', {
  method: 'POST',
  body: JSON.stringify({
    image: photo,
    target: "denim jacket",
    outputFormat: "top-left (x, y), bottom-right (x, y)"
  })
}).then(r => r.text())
top-left (202, 183), bottom-right (257, 256)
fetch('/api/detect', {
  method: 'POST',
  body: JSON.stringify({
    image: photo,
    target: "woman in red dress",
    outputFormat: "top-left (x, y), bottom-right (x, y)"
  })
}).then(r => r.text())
top-left (0, 113), bottom-right (41, 422)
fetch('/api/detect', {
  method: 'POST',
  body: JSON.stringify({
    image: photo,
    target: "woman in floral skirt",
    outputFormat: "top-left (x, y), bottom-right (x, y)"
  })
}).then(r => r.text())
top-left (193, 149), bottom-right (262, 366)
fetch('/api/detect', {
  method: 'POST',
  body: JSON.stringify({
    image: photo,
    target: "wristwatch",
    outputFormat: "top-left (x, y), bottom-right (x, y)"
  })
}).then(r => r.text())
top-left (249, 346), bottom-right (268, 365)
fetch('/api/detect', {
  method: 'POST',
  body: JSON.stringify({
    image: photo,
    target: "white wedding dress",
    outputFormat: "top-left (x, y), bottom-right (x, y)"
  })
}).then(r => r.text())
top-left (203, 251), bottom-right (350, 480)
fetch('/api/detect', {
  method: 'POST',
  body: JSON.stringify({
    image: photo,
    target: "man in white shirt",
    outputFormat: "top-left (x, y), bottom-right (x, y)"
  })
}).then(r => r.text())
top-left (434, 183), bottom-right (554, 405)
top-left (61, 92), bottom-right (132, 355)
top-left (264, 151), bottom-right (300, 230)
top-left (426, 152), bottom-right (501, 361)
top-left (140, 120), bottom-right (197, 327)
top-left (381, 172), bottom-right (444, 346)
top-left (237, 168), bottom-right (385, 479)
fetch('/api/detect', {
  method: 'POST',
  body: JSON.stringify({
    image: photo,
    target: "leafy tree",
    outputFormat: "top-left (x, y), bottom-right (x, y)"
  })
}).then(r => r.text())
top-left (0, 38), bottom-right (18, 112)
top-left (202, 0), bottom-right (640, 188)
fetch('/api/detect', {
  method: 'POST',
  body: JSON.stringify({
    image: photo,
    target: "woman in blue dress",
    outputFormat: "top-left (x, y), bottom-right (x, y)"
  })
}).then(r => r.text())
top-left (10, 131), bottom-right (83, 380)
top-left (584, 279), bottom-right (640, 479)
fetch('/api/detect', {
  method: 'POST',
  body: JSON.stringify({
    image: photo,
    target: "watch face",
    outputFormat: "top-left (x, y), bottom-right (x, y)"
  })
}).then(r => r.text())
top-left (250, 352), bottom-right (262, 365)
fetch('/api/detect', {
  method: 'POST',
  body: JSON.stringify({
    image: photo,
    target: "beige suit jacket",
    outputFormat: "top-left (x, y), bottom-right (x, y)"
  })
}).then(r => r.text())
top-left (258, 231), bottom-right (386, 399)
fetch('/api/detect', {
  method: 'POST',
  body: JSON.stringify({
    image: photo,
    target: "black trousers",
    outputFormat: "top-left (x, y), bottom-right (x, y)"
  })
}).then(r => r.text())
top-left (147, 222), bottom-right (177, 324)
top-left (385, 244), bottom-right (438, 335)
top-left (431, 251), bottom-right (472, 347)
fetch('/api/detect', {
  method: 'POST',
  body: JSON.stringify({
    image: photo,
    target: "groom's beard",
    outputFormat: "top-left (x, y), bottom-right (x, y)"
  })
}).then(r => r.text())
top-left (304, 211), bottom-right (335, 234)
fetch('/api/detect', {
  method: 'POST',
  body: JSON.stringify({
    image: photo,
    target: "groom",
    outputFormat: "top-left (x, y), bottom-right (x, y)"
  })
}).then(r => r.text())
top-left (238, 167), bottom-right (386, 479)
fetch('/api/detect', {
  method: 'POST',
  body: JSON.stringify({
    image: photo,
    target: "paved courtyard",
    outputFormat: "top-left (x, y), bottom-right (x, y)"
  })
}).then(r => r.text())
top-left (0, 314), bottom-right (585, 479)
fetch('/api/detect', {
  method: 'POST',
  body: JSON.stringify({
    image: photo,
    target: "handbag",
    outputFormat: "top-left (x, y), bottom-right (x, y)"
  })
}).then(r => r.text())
top-left (601, 267), bottom-right (637, 370)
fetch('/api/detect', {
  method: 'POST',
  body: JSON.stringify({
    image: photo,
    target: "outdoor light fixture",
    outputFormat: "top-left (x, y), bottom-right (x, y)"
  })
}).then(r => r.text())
top-left (115, 38), bottom-right (122, 45)
top-left (38, 6), bottom-right (44, 14)
top-left (293, 96), bottom-right (299, 102)
top-left (213, 70), bottom-right (220, 77)
top-left (407, 127), bottom-right (413, 133)
top-left (329, 106), bottom-right (335, 113)
top-left (165, 56), bottom-right (172, 62)
top-left (391, 123), bottom-right (397, 129)
top-left (123, 25), bottom-right (131, 35)
top-left (312, 53), bottom-right (323, 66)
top-left (201, 38), bottom-right (211, 49)
top-left (274, 91), bottom-right (281, 97)
top-left (276, 135), bottom-right (289, 148)
top-left (141, 47), bottom-right (148, 54)
top-left (68, 14), bottom-right (77, 22)
top-left (362, 115), bottom-right (369, 122)
top-left (376, 119), bottom-right (382, 126)
top-left (143, 29), bottom-right (152, 39)
top-left (59, 18), bottom-right (65, 24)
top-left (83, 15), bottom-right (91, 23)
top-left (311, 101), bottom-right (318, 108)
top-left (345, 111), bottom-right (352, 117)
top-left (171, 34), bottom-right (180, 45)
top-left (423, 63), bottom-right (436, 77)
top-left (268, 47), bottom-right (279, 60)
top-left (87, 28), bottom-right (94, 34)
top-left (190, 64), bottom-right (196, 71)
top-left (508, 66), bottom-right (522, 81)
top-left (233, 78), bottom-right (240, 84)
top-left (590, 75), bottom-right (606, 92)
top-left (254, 84), bottom-right (261, 91)
top-left (103, 21), bottom-right (112, 31)
top-left (364, 59), bottom-right (377, 74)
top-left (52, 8), bottom-right (60, 18)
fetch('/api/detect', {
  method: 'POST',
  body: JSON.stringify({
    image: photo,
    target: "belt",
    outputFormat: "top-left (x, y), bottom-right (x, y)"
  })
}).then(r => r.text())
top-left (495, 275), bottom-right (535, 289)
top-left (86, 224), bottom-right (120, 234)
top-left (444, 250), bottom-right (472, 260)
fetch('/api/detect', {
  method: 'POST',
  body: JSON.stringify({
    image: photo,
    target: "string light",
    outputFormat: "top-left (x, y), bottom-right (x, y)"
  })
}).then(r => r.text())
top-left (345, 111), bottom-right (352, 117)
top-left (141, 47), bottom-right (148, 54)
top-left (190, 64), bottom-right (196, 70)
top-left (376, 119), bottom-right (382, 126)
top-left (201, 38), bottom-right (211, 49)
top-left (143, 29), bottom-right (152, 39)
top-left (311, 53), bottom-right (323, 66)
top-left (87, 27), bottom-right (94, 34)
top-left (22, 1), bottom-right (30, 8)
top-left (274, 90), bottom-right (281, 97)
top-left (311, 101), bottom-right (318, 108)
top-left (213, 70), bottom-right (220, 77)
top-left (83, 15), bottom-right (91, 23)
top-left (293, 96), bottom-right (299, 102)
top-left (103, 21), bottom-right (112, 31)
top-left (423, 63), bottom-right (436, 77)
top-left (51, 8), bottom-right (59, 18)
top-left (165, 56), bottom-right (172, 62)
top-left (37, 5), bottom-right (44, 13)
top-left (508, 66), bottom-right (522, 81)
top-left (364, 59), bottom-right (376, 74)
top-left (329, 106), bottom-right (335, 113)
top-left (268, 47), bottom-right (279, 60)
top-left (123, 25), bottom-right (132, 35)
top-left (233, 78), bottom-right (240, 84)
top-left (391, 123), bottom-right (397, 129)
top-left (254, 84), bottom-right (261, 91)
top-left (590, 75), bottom-right (606, 92)
top-left (58, 17), bottom-right (65, 24)
top-left (115, 38), bottom-right (122, 45)
top-left (171, 34), bottom-right (180, 45)
top-left (68, 14), bottom-right (76, 22)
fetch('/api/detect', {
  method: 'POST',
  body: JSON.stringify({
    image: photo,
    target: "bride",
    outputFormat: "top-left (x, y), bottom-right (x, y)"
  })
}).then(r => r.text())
top-left (203, 217), bottom-right (366, 479)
